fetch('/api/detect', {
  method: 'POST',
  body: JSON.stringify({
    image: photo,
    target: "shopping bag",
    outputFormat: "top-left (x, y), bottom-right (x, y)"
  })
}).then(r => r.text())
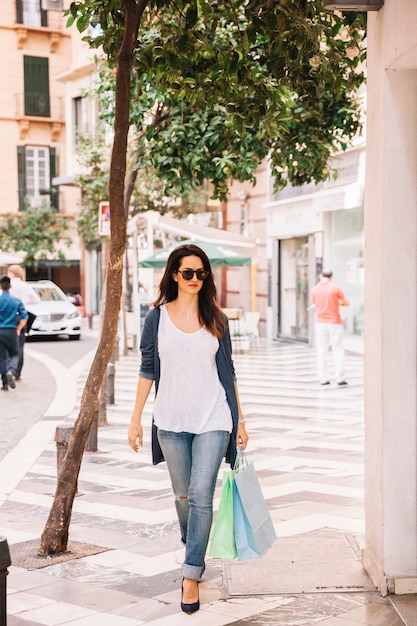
top-left (26, 311), bottom-right (37, 333)
top-left (233, 480), bottom-right (263, 560)
top-left (209, 470), bottom-right (237, 559)
top-left (233, 453), bottom-right (276, 560)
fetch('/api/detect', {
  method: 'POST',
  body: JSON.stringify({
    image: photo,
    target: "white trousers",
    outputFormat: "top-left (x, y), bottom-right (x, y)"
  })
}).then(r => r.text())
top-left (315, 323), bottom-right (345, 384)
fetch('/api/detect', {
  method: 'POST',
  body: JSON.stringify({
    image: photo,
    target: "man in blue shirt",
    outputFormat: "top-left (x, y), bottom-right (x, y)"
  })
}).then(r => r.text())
top-left (0, 275), bottom-right (28, 391)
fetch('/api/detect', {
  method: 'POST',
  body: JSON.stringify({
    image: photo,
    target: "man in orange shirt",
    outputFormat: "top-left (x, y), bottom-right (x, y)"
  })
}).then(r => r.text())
top-left (310, 270), bottom-right (350, 386)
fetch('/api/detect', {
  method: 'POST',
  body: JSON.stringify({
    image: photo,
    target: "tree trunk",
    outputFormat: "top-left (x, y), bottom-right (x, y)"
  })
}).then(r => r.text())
top-left (38, 0), bottom-right (147, 555)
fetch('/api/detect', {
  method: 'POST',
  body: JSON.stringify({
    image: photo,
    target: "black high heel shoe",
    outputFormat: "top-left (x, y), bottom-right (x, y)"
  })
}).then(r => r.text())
top-left (181, 578), bottom-right (200, 614)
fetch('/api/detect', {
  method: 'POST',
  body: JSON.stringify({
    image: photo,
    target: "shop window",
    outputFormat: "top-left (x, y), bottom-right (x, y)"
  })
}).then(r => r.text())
top-left (279, 236), bottom-right (309, 341)
top-left (330, 207), bottom-right (364, 337)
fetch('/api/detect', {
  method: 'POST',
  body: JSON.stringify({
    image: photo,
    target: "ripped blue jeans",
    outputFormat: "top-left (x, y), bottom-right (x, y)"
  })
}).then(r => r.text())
top-left (157, 429), bottom-right (230, 580)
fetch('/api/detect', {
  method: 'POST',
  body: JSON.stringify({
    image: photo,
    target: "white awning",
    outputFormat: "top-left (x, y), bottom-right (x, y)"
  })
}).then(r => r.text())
top-left (129, 212), bottom-right (257, 249)
top-left (0, 252), bottom-right (24, 265)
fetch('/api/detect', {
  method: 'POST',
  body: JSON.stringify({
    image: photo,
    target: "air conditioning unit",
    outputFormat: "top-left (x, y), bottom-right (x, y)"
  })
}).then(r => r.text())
top-left (41, 0), bottom-right (63, 11)
top-left (323, 0), bottom-right (383, 9)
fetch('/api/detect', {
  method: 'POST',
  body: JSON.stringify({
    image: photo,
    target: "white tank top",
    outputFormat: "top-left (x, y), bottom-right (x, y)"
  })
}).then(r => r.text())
top-left (153, 305), bottom-right (232, 434)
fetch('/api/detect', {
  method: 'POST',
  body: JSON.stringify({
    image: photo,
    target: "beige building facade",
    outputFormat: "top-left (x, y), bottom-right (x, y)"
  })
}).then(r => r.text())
top-left (0, 0), bottom-right (81, 292)
top-left (53, 17), bottom-right (102, 316)
top-left (225, 162), bottom-right (269, 336)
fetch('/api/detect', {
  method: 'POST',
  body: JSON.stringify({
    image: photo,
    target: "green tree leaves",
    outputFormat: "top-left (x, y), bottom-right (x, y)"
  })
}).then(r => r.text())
top-left (0, 206), bottom-right (70, 266)
top-left (68, 0), bottom-right (366, 201)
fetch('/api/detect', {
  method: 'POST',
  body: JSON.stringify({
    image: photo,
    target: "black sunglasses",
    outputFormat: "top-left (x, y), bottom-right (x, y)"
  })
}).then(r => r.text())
top-left (176, 269), bottom-right (209, 281)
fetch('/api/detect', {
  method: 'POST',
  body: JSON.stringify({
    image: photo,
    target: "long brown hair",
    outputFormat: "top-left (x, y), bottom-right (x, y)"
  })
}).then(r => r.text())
top-left (153, 244), bottom-right (226, 338)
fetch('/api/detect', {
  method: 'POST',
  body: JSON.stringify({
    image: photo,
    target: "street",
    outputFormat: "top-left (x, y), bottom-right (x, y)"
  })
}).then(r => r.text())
top-left (26, 329), bottom-right (99, 369)
top-left (0, 325), bottom-right (99, 463)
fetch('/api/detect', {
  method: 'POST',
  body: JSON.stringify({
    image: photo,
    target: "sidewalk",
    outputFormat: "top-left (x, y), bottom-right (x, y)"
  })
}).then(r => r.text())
top-left (0, 335), bottom-right (409, 625)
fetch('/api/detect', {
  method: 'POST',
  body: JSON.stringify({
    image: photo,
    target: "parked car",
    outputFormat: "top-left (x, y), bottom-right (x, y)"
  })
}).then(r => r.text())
top-left (26, 280), bottom-right (82, 340)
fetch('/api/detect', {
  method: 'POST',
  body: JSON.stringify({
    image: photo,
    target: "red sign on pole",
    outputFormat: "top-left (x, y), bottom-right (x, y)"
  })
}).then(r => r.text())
top-left (98, 201), bottom-right (110, 236)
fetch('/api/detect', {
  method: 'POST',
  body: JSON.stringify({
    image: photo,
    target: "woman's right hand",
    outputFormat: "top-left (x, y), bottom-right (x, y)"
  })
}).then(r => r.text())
top-left (128, 422), bottom-right (143, 452)
top-left (128, 378), bottom-right (153, 452)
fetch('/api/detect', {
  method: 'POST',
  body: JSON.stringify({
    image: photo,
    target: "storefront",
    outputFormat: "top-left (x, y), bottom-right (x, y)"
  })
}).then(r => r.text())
top-left (266, 147), bottom-right (365, 353)
top-left (277, 235), bottom-right (313, 342)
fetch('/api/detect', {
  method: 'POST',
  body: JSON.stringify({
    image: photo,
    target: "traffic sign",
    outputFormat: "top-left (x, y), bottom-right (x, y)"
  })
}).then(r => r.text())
top-left (98, 201), bottom-right (110, 236)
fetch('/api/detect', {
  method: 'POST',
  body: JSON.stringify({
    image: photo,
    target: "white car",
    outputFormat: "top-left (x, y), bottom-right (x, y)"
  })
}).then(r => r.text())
top-left (26, 280), bottom-right (82, 340)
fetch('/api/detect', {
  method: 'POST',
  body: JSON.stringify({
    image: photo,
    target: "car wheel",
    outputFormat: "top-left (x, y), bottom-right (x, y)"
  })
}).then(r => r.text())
top-left (69, 334), bottom-right (81, 341)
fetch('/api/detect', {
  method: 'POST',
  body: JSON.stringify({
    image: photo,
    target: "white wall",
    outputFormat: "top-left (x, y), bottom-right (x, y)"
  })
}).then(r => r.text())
top-left (363, 0), bottom-right (417, 594)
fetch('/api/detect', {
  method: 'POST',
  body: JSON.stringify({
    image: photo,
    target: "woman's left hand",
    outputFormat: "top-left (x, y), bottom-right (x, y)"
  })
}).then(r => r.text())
top-left (237, 422), bottom-right (249, 450)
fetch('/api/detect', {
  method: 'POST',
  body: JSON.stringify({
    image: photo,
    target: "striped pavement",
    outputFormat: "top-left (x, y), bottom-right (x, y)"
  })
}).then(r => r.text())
top-left (2, 338), bottom-right (405, 625)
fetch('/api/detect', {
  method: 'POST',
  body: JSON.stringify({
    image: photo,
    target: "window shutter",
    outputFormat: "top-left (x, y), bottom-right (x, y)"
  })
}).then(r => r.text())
top-left (40, 0), bottom-right (48, 27)
top-left (16, 0), bottom-right (23, 24)
top-left (17, 146), bottom-right (26, 211)
top-left (49, 147), bottom-right (59, 211)
top-left (24, 56), bottom-right (50, 117)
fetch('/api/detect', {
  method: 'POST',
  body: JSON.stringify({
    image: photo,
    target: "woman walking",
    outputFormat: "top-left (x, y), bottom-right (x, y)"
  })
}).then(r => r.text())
top-left (128, 243), bottom-right (248, 614)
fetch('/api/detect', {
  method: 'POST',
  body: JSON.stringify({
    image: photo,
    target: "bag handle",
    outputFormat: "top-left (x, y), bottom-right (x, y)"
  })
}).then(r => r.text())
top-left (233, 445), bottom-right (248, 472)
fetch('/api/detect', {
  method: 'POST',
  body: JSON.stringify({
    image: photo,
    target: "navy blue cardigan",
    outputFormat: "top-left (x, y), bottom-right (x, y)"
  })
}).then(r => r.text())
top-left (139, 306), bottom-right (239, 467)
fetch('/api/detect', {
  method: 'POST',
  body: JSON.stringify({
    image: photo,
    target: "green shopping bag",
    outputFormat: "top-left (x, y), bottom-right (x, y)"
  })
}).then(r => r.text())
top-left (209, 469), bottom-right (237, 559)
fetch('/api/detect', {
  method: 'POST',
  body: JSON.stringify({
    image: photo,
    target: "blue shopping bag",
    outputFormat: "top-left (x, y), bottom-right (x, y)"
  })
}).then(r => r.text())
top-left (232, 451), bottom-right (276, 560)
top-left (233, 479), bottom-right (263, 560)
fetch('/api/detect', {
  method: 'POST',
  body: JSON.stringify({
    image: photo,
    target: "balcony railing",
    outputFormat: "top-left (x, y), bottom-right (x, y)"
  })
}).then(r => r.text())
top-left (15, 93), bottom-right (64, 121)
top-left (15, 0), bottom-right (63, 30)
